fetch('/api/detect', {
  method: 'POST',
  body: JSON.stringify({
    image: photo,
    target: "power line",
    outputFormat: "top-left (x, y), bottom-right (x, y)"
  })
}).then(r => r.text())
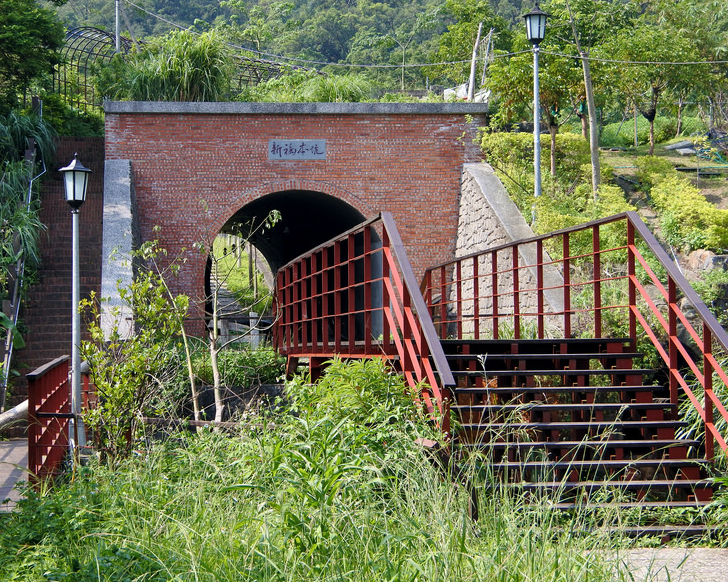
top-left (542, 49), bottom-right (728, 67)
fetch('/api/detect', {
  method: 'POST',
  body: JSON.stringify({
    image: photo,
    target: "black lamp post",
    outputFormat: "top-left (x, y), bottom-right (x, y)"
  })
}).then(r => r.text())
top-left (523, 4), bottom-right (549, 201)
top-left (59, 153), bottom-right (92, 452)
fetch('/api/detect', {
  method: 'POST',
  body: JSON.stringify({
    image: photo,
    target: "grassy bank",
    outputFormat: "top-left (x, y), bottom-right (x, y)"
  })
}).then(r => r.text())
top-left (0, 359), bottom-right (658, 581)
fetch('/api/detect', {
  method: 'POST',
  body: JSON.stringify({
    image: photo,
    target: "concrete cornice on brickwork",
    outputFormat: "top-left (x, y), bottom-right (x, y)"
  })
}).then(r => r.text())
top-left (104, 101), bottom-right (489, 115)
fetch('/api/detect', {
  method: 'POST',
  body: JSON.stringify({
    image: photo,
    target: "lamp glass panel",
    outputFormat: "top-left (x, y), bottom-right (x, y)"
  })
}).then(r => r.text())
top-left (64, 171), bottom-right (88, 202)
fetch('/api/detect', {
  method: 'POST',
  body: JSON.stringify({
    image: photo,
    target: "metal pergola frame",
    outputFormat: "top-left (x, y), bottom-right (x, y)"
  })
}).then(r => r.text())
top-left (54, 26), bottom-right (305, 112)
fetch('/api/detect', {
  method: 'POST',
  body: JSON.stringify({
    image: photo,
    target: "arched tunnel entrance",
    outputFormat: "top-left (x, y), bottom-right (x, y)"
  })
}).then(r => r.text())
top-left (203, 189), bottom-right (371, 342)
top-left (223, 189), bottom-right (367, 273)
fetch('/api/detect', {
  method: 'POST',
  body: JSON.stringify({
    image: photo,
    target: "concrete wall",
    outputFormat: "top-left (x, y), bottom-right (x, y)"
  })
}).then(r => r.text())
top-left (454, 163), bottom-right (564, 336)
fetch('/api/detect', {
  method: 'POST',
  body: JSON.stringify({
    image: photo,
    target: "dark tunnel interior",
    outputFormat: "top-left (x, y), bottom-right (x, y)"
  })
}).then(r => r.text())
top-left (220, 189), bottom-right (368, 273)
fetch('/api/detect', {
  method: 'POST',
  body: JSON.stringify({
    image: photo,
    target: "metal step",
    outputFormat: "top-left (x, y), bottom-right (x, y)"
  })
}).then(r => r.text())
top-left (451, 402), bottom-right (675, 413)
top-left (516, 479), bottom-right (711, 492)
top-left (440, 337), bottom-right (635, 354)
top-left (452, 385), bottom-right (665, 399)
top-left (438, 336), bottom-right (714, 518)
top-left (459, 420), bottom-right (687, 431)
top-left (458, 439), bottom-right (700, 451)
top-left (445, 352), bottom-right (645, 362)
top-left (487, 458), bottom-right (708, 472)
top-left (451, 368), bottom-right (657, 378)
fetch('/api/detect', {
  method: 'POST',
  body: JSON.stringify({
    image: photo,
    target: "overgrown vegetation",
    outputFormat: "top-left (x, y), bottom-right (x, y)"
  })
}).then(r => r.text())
top-left (0, 359), bottom-right (691, 581)
top-left (478, 129), bottom-right (632, 237)
top-left (79, 241), bottom-right (190, 460)
top-left (0, 111), bottom-right (55, 412)
top-left (212, 236), bottom-right (272, 314)
top-left (95, 30), bottom-right (234, 102)
top-left (634, 156), bottom-right (728, 254)
top-left (600, 116), bottom-right (707, 149)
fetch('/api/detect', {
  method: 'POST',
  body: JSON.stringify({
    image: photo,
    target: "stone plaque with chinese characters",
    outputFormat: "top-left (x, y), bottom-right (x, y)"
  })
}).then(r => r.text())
top-left (269, 139), bottom-right (326, 160)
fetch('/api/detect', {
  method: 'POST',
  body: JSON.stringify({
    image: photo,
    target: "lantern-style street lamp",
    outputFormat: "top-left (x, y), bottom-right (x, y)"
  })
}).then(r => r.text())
top-left (59, 153), bottom-right (92, 453)
top-left (523, 4), bottom-right (549, 201)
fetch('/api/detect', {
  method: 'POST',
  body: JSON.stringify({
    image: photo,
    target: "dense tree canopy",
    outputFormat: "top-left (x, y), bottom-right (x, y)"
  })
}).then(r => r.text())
top-left (37, 0), bottom-right (728, 134)
top-left (0, 0), bottom-right (66, 114)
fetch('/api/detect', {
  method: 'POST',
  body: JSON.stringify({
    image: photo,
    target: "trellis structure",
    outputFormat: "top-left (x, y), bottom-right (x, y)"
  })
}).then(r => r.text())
top-left (55, 27), bottom-right (134, 113)
top-left (54, 26), bottom-right (301, 112)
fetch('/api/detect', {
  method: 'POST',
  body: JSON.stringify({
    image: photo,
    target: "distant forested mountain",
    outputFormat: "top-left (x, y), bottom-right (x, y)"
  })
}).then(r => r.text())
top-left (43, 0), bottom-right (524, 88)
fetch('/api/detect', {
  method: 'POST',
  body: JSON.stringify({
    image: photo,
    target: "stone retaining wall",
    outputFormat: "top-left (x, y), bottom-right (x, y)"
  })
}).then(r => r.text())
top-left (454, 163), bottom-right (564, 337)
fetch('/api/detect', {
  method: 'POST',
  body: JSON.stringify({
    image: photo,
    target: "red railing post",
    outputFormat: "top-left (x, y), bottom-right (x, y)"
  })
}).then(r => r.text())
top-left (363, 227), bottom-right (373, 354)
top-left (512, 247), bottom-right (520, 339)
top-left (668, 278), bottom-right (679, 407)
top-left (562, 234), bottom-right (571, 338)
top-left (704, 326), bottom-right (715, 461)
top-left (322, 246), bottom-right (331, 353)
top-left (593, 225), bottom-right (602, 338)
top-left (334, 239), bottom-right (343, 353)
top-left (439, 265), bottom-right (447, 339)
top-left (455, 260), bottom-right (463, 339)
top-left (311, 251), bottom-right (320, 351)
top-left (536, 240), bottom-right (544, 339)
top-left (491, 250), bottom-right (499, 338)
top-left (472, 256), bottom-right (480, 340)
top-left (627, 220), bottom-right (637, 343)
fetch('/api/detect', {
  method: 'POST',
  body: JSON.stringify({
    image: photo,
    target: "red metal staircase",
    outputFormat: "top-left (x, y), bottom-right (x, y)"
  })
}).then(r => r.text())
top-left (443, 337), bottom-right (712, 512)
top-left (274, 211), bottom-right (728, 534)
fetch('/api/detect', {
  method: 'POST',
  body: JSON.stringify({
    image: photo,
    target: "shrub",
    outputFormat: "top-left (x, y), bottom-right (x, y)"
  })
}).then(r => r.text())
top-left (27, 92), bottom-right (104, 137)
top-left (241, 71), bottom-right (372, 102)
top-left (634, 155), bottom-right (678, 192)
top-left (650, 176), bottom-right (728, 253)
top-left (188, 344), bottom-right (285, 388)
top-left (80, 243), bottom-right (190, 461)
top-left (0, 360), bottom-right (643, 581)
top-left (95, 30), bottom-right (233, 101)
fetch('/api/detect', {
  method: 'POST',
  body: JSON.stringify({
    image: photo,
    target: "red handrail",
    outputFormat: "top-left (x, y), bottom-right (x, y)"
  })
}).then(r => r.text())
top-left (27, 356), bottom-right (71, 482)
top-left (27, 357), bottom-right (94, 482)
top-left (274, 213), bottom-right (455, 425)
top-left (422, 211), bottom-right (728, 460)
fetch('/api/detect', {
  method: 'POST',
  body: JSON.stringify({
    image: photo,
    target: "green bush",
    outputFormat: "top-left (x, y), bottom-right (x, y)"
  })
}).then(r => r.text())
top-left (241, 71), bottom-right (372, 102)
top-left (0, 360), bottom-right (653, 581)
top-left (80, 243), bottom-right (190, 461)
top-left (636, 157), bottom-right (728, 252)
top-left (95, 30), bottom-right (233, 101)
top-left (635, 155), bottom-right (677, 191)
top-left (650, 176), bottom-right (728, 252)
top-left (480, 130), bottom-right (597, 220)
top-left (600, 115), bottom-right (706, 148)
top-left (27, 92), bottom-right (104, 137)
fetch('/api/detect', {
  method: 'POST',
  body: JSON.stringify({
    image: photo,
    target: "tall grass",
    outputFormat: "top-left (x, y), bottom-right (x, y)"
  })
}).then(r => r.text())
top-left (0, 360), bottom-right (655, 581)
top-left (95, 30), bottom-right (234, 102)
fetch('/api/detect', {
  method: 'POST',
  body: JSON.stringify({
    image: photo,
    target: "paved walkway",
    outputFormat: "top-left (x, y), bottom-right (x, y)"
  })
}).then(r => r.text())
top-left (611, 548), bottom-right (728, 581)
top-left (0, 438), bottom-right (27, 512)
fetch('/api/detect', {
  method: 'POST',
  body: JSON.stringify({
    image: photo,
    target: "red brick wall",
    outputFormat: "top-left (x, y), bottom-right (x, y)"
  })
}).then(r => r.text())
top-left (105, 105), bottom-right (485, 311)
top-left (13, 137), bottom-right (105, 405)
top-left (6, 107), bottom-right (486, 406)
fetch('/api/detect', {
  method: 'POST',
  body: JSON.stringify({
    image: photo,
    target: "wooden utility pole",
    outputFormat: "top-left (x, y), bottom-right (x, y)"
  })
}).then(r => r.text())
top-left (565, 0), bottom-right (600, 199)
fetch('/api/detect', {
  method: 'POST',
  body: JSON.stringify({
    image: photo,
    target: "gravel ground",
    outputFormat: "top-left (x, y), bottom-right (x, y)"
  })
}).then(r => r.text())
top-left (611, 548), bottom-right (728, 581)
